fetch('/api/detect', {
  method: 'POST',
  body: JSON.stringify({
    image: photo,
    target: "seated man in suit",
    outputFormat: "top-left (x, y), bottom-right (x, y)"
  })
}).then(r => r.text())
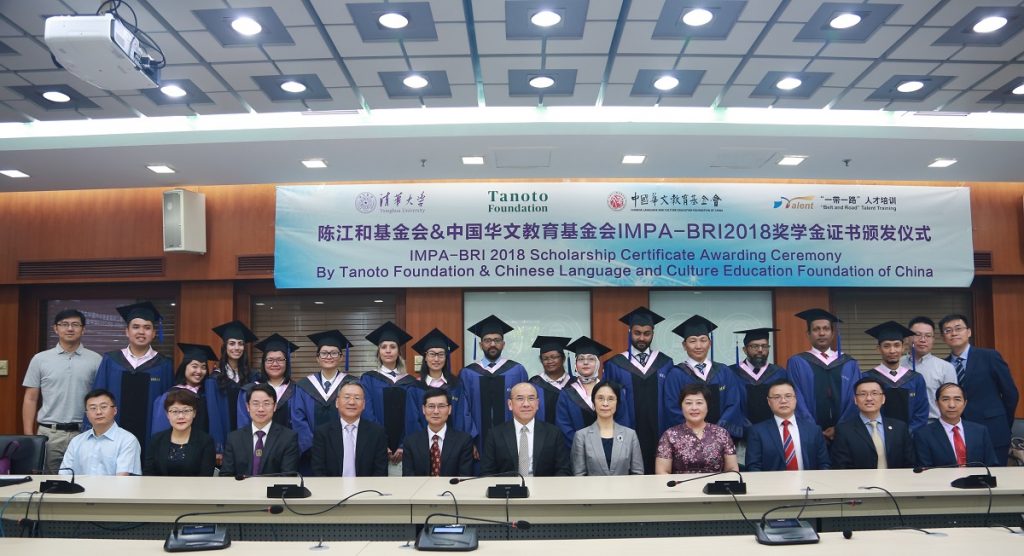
top-left (481, 382), bottom-right (571, 477)
top-left (746, 379), bottom-right (830, 471)
top-left (831, 376), bottom-right (915, 469)
top-left (221, 383), bottom-right (299, 477)
top-left (311, 382), bottom-right (388, 476)
top-left (402, 387), bottom-right (474, 476)
top-left (914, 382), bottom-right (999, 468)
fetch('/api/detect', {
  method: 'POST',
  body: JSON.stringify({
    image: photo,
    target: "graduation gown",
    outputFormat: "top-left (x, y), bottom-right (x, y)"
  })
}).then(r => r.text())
top-left (212, 369), bottom-right (248, 431)
top-left (863, 367), bottom-right (929, 434)
top-left (729, 363), bottom-right (790, 429)
top-left (786, 352), bottom-right (859, 430)
top-left (295, 372), bottom-right (358, 432)
top-left (404, 376), bottom-right (477, 440)
top-left (360, 372), bottom-right (423, 452)
top-left (150, 379), bottom-right (231, 454)
top-left (663, 361), bottom-right (746, 438)
top-left (554, 380), bottom-right (598, 449)
top-left (529, 375), bottom-right (566, 425)
top-left (92, 350), bottom-right (174, 454)
top-left (236, 382), bottom-right (314, 455)
top-left (602, 350), bottom-right (675, 475)
top-left (458, 359), bottom-right (528, 451)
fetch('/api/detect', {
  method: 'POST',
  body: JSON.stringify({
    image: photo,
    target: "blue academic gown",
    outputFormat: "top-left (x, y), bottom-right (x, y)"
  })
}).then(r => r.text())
top-left (458, 359), bottom-right (528, 451)
top-left (236, 382), bottom-right (314, 455)
top-left (602, 351), bottom-right (675, 474)
top-left (150, 379), bottom-right (230, 454)
top-left (786, 352), bottom-right (859, 430)
top-left (729, 363), bottom-right (790, 430)
top-left (360, 372), bottom-right (424, 452)
top-left (404, 376), bottom-right (477, 441)
top-left (92, 350), bottom-right (174, 455)
top-left (863, 368), bottom-right (929, 434)
top-left (663, 361), bottom-right (746, 438)
top-left (554, 380), bottom-right (598, 450)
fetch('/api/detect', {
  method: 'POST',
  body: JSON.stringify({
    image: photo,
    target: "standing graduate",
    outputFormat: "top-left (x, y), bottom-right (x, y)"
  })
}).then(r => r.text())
top-left (730, 328), bottom-right (789, 428)
top-left (151, 344), bottom-right (230, 457)
top-left (663, 315), bottom-right (746, 439)
top-left (786, 308), bottom-right (860, 442)
top-left (210, 320), bottom-right (259, 432)
top-left (555, 336), bottom-right (611, 449)
top-left (237, 334), bottom-right (313, 455)
top-left (602, 306), bottom-right (675, 475)
top-left (360, 321), bottom-right (421, 473)
top-left (92, 301), bottom-right (174, 454)
top-left (405, 329), bottom-right (475, 439)
top-left (458, 315), bottom-right (529, 452)
top-left (529, 336), bottom-right (572, 425)
top-left (295, 329), bottom-right (358, 433)
top-left (862, 321), bottom-right (929, 434)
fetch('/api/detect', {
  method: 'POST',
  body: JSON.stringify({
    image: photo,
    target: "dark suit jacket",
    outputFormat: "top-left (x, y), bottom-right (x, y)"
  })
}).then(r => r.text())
top-left (310, 418), bottom-right (388, 477)
top-left (220, 423), bottom-right (299, 477)
top-left (913, 419), bottom-right (999, 468)
top-left (144, 428), bottom-right (216, 476)
top-left (830, 416), bottom-right (915, 469)
top-left (481, 419), bottom-right (571, 477)
top-left (402, 427), bottom-right (475, 477)
top-left (949, 346), bottom-right (1019, 461)
top-left (746, 416), bottom-right (830, 471)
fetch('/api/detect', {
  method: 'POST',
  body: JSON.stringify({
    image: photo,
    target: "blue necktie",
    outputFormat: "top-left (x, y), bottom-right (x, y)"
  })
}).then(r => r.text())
top-left (954, 356), bottom-right (966, 384)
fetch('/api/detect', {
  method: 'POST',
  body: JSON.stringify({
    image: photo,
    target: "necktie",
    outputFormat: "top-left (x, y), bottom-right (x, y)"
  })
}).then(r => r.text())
top-left (518, 426), bottom-right (531, 477)
top-left (695, 362), bottom-right (706, 376)
top-left (954, 357), bottom-right (966, 384)
top-left (252, 430), bottom-right (265, 476)
top-left (323, 379), bottom-right (332, 391)
top-left (870, 421), bottom-right (887, 469)
top-left (636, 352), bottom-right (648, 365)
top-left (782, 420), bottom-right (798, 471)
top-left (952, 425), bottom-right (967, 466)
top-left (430, 434), bottom-right (442, 477)
top-left (343, 424), bottom-right (357, 477)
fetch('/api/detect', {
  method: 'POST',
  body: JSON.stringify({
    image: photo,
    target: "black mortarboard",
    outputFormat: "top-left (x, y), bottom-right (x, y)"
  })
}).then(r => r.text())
top-left (795, 308), bottom-right (842, 325)
top-left (618, 306), bottom-right (664, 327)
top-left (566, 336), bottom-right (611, 357)
top-left (865, 321), bottom-right (915, 343)
top-left (177, 343), bottom-right (218, 363)
top-left (212, 320), bottom-right (258, 343)
top-left (532, 336), bottom-right (571, 355)
top-left (307, 329), bottom-right (353, 349)
top-left (467, 315), bottom-right (514, 338)
top-left (672, 315), bottom-right (718, 339)
top-left (365, 321), bottom-right (413, 346)
top-left (116, 301), bottom-right (161, 325)
top-left (412, 328), bottom-right (459, 355)
top-left (255, 333), bottom-right (299, 354)
top-left (735, 327), bottom-right (779, 346)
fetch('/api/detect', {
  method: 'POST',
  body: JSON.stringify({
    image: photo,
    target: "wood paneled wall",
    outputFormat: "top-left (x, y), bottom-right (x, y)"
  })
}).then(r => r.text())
top-left (773, 288), bottom-right (831, 362)
top-left (0, 286), bottom-right (20, 433)
top-left (990, 277), bottom-right (1024, 414)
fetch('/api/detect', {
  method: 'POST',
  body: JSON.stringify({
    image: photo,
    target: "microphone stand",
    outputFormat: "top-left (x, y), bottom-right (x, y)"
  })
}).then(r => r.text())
top-left (415, 512), bottom-right (531, 552)
top-left (40, 468), bottom-right (85, 494)
top-left (164, 505), bottom-right (283, 552)
top-left (913, 461), bottom-right (996, 489)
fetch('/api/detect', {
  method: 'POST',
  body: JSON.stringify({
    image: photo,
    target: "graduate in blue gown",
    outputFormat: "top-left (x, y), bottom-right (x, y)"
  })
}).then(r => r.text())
top-left (404, 329), bottom-right (476, 440)
top-left (663, 315), bottom-right (746, 439)
top-left (861, 321), bottom-right (929, 434)
top-left (602, 306), bottom-right (675, 475)
top-left (555, 336), bottom-right (611, 449)
top-left (529, 336), bottom-right (573, 425)
top-left (458, 315), bottom-right (528, 452)
top-left (92, 301), bottom-right (174, 455)
top-left (237, 334), bottom-right (313, 455)
top-left (210, 320), bottom-right (258, 432)
top-left (786, 308), bottom-right (860, 443)
top-left (294, 329), bottom-right (358, 435)
top-left (151, 344), bottom-right (230, 456)
top-left (729, 327), bottom-right (790, 429)
top-left (360, 321), bottom-right (422, 470)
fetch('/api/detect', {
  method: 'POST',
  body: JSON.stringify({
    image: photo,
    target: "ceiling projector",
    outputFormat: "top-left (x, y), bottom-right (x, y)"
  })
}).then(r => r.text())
top-left (44, 14), bottom-right (160, 90)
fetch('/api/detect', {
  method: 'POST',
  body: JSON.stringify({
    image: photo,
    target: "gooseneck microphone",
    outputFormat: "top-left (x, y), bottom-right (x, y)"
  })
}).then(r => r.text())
top-left (40, 468), bottom-right (85, 494)
top-left (449, 470), bottom-right (529, 498)
top-left (235, 471), bottom-right (311, 498)
top-left (415, 512), bottom-right (531, 551)
top-left (913, 461), bottom-right (996, 488)
top-left (666, 470), bottom-right (746, 494)
top-left (164, 505), bottom-right (283, 552)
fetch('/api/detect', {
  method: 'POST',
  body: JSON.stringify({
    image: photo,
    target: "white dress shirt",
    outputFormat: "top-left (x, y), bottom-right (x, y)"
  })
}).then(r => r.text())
top-left (773, 414), bottom-right (804, 470)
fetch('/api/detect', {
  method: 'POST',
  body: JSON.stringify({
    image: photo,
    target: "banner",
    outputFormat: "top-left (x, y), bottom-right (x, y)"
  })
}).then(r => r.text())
top-left (274, 182), bottom-right (973, 289)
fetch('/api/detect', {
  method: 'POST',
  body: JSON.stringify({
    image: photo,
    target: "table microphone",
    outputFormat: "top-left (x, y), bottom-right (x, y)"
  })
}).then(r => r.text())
top-left (40, 468), bottom-right (85, 494)
top-left (754, 499), bottom-right (862, 545)
top-left (415, 512), bottom-right (531, 551)
top-left (164, 505), bottom-right (283, 552)
top-left (235, 471), bottom-right (311, 498)
top-left (666, 470), bottom-right (746, 494)
top-left (913, 461), bottom-right (996, 488)
top-left (449, 470), bottom-right (529, 498)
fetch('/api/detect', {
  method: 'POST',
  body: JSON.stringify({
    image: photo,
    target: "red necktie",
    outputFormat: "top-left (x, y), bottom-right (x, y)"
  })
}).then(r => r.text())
top-left (782, 420), bottom-right (799, 471)
top-left (430, 434), bottom-right (441, 477)
top-left (952, 425), bottom-right (967, 466)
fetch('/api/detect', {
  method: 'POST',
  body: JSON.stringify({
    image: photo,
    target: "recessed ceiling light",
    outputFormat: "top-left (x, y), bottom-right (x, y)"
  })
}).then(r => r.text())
top-left (681, 8), bottom-right (713, 27)
top-left (1012, 84), bottom-right (1024, 95)
top-left (896, 81), bottom-right (924, 93)
top-left (373, 299), bottom-right (384, 303)
top-left (829, 13), bottom-right (861, 29)
top-left (302, 159), bottom-right (327, 168)
top-left (231, 16), bottom-right (262, 36)
top-left (530, 10), bottom-right (562, 27)
top-left (776, 77), bottom-right (802, 90)
top-left (42, 91), bottom-right (71, 103)
top-left (0, 169), bottom-right (29, 178)
top-left (147, 165), bottom-right (175, 174)
top-left (973, 16), bottom-right (1007, 33)
top-left (622, 155), bottom-right (646, 164)
top-left (403, 74), bottom-right (429, 89)
top-left (653, 76), bottom-right (680, 91)
top-left (778, 156), bottom-right (807, 166)
top-left (160, 84), bottom-right (187, 98)
top-left (169, 303), bottom-right (176, 307)
top-left (928, 158), bottom-right (957, 168)
top-left (255, 302), bottom-right (266, 306)
top-left (313, 301), bottom-right (325, 305)
top-left (462, 156), bottom-right (485, 165)
top-left (378, 12), bottom-right (409, 29)
top-left (280, 80), bottom-right (306, 93)
top-left (529, 75), bottom-right (555, 89)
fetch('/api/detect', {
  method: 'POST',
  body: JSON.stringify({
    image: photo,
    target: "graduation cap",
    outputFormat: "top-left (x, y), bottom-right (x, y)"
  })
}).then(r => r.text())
top-left (307, 329), bottom-right (353, 371)
top-left (673, 315), bottom-right (718, 339)
top-left (365, 321), bottom-right (413, 346)
top-left (795, 308), bottom-right (844, 355)
top-left (177, 343), bottom-right (218, 363)
top-left (212, 320), bottom-right (258, 343)
top-left (116, 301), bottom-right (163, 341)
top-left (467, 315), bottom-right (514, 338)
top-left (618, 307), bottom-right (665, 328)
top-left (255, 333), bottom-right (299, 355)
top-left (735, 327), bottom-right (779, 346)
top-left (412, 328), bottom-right (459, 355)
top-left (865, 321), bottom-right (915, 343)
top-left (532, 336), bottom-right (571, 355)
top-left (566, 336), bottom-right (611, 357)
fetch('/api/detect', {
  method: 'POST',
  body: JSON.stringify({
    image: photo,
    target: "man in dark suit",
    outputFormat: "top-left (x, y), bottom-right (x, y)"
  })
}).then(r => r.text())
top-left (311, 382), bottom-right (388, 477)
top-left (481, 382), bottom-right (571, 477)
top-left (221, 383), bottom-right (299, 477)
top-left (746, 379), bottom-right (830, 471)
top-left (403, 387), bottom-right (474, 476)
top-left (831, 376), bottom-right (915, 469)
top-left (939, 314), bottom-right (1018, 466)
top-left (915, 382), bottom-right (999, 467)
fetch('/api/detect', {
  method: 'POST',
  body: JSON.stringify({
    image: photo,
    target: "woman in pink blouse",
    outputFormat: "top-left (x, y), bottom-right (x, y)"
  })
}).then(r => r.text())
top-left (655, 383), bottom-right (739, 474)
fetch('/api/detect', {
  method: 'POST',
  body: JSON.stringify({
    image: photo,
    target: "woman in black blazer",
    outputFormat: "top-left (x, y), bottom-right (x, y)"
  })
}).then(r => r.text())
top-left (144, 389), bottom-right (216, 476)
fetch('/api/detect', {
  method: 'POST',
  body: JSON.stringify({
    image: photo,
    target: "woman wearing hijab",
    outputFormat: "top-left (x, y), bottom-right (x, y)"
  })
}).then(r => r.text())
top-left (555, 336), bottom-right (612, 449)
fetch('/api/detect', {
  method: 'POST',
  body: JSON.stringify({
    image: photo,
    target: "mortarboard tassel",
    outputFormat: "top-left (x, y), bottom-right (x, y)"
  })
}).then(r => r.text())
top-left (344, 345), bottom-right (349, 372)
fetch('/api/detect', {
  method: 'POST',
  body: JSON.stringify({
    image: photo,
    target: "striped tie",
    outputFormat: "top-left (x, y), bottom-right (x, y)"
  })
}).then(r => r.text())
top-left (954, 357), bottom-right (966, 384)
top-left (782, 420), bottom-right (798, 471)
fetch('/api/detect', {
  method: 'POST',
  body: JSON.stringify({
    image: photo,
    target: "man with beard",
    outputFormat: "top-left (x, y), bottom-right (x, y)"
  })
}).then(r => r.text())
top-left (730, 327), bottom-right (789, 428)
top-left (459, 315), bottom-right (529, 453)
top-left (861, 321), bottom-right (928, 434)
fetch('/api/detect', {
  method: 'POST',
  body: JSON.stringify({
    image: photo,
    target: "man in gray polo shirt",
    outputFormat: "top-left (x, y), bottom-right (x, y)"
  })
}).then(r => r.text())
top-left (21, 309), bottom-right (102, 473)
top-left (899, 316), bottom-right (957, 423)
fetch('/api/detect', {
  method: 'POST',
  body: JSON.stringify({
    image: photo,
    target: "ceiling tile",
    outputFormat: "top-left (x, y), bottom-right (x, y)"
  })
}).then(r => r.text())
top-left (177, 31), bottom-right (269, 63)
top-left (474, 22), bottom-right (542, 55)
top-left (934, 62), bottom-right (1005, 91)
top-left (658, 84), bottom-right (724, 106)
top-left (754, 22), bottom-right (826, 57)
top-left (158, 65), bottom-right (229, 92)
top-left (229, 0), bottom-right (316, 26)
top-left (210, 62), bottom-right (279, 90)
top-left (277, 60), bottom-right (351, 88)
top-left (733, 57), bottom-right (821, 86)
top-left (423, 84), bottom-right (479, 107)
top-left (261, 26), bottom-right (334, 59)
top-left (545, 21), bottom-right (618, 55)
top-left (402, 22), bottom-right (472, 56)
top-left (541, 83), bottom-right (599, 106)
top-left (544, 55), bottom-right (608, 82)
top-left (324, 25), bottom-right (404, 57)
top-left (360, 85), bottom-right (422, 109)
top-left (617, 22), bottom-right (688, 55)
top-left (686, 22), bottom-right (770, 55)
top-left (818, 25), bottom-right (913, 59)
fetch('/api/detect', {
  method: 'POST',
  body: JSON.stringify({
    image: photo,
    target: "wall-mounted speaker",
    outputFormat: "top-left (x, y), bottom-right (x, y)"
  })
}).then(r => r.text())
top-left (163, 188), bottom-right (206, 254)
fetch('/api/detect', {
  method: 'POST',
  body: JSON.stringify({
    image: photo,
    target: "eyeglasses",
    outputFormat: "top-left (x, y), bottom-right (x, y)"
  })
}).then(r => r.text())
top-left (942, 326), bottom-right (967, 335)
top-left (540, 355), bottom-right (563, 363)
top-left (340, 395), bottom-right (364, 402)
top-left (168, 408), bottom-right (195, 416)
top-left (747, 343), bottom-right (770, 351)
top-left (425, 351), bottom-right (447, 359)
top-left (855, 391), bottom-right (884, 399)
top-left (914, 333), bottom-right (934, 339)
top-left (425, 404), bottom-right (449, 411)
top-left (767, 394), bottom-right (796, 401)
top-left (265, 358), bottom-right (286, 365)
top-left (511, 396), bottom-right (538, 403)
top-left (318, 351), bottom-right (341, 359)
top-left (86, 403), bottom-right (113, 412)
top-left (249, 401), bottom-right (275, 409)
top-left (480, 338), bottom-right (503, 345)
top-left (594, 396), bottom-right (617, 403)
top-left (56, 321), bottom-right (84, 329)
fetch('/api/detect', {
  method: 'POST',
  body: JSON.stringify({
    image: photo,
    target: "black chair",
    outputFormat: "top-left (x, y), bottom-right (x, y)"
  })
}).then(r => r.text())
top-left (0, 435), bottom-right (47, 474)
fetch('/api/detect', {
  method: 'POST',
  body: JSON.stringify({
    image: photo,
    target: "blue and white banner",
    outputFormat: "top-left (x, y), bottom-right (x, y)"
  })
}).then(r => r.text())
top-left (274, 182), bottom-right (973, 288)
